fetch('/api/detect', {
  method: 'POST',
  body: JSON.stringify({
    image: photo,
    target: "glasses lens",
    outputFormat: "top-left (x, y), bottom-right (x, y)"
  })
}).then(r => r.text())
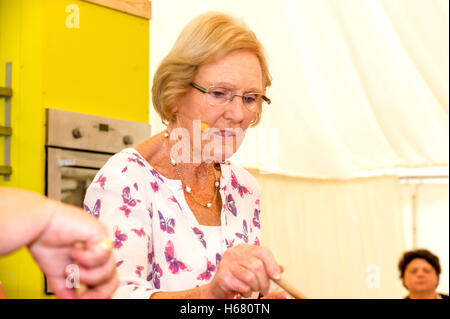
top-left (243, 93), bottom-right (261, 112)
top-left (207, 87), bottom-right (231, 105)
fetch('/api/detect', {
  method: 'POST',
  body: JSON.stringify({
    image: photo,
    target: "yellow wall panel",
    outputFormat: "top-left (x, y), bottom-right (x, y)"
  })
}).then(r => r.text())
top-left (42, 0), bottom-right (149, 122)
top-left (0, 0), bottom-right (149, 298)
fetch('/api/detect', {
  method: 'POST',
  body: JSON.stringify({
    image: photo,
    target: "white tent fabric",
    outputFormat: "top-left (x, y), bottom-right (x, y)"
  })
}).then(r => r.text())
top-left (149, 0), bottom-right (449, 179)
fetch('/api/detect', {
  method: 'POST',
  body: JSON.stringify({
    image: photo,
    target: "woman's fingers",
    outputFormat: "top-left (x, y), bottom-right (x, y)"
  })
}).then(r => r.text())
top-left (77, 254), bottom-right (117, 287)
top-left (241, 256), bottom-right (270, 296)
top-left (78, 272), bottom-right (119, 299)
top-left (217, 244), bottom-right (280, 297)
top-left (251, 246), bottom-right (281, 281)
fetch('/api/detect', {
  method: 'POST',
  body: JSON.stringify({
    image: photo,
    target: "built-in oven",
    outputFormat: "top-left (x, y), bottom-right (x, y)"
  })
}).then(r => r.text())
top-left (45, 108), bottom-right (151, 294)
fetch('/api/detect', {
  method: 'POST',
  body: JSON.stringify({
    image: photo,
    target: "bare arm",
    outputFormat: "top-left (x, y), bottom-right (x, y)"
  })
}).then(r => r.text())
top-left (0, 187), bottom-right (56, 255)
top-left (0, 187), bottom-right (118, 298)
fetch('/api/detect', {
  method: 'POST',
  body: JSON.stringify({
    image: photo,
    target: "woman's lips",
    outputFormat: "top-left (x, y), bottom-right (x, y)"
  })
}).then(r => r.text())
top-left (214, 130), bottom-right (236, 137)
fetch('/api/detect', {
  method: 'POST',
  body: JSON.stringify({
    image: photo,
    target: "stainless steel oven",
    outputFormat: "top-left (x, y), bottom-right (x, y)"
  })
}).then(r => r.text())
top-left (45, 108), bottom-right (150, 293)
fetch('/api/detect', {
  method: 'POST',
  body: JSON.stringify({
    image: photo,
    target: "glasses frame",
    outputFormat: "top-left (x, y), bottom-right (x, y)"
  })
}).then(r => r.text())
top-left (190, 82), bottom-right (271, 112)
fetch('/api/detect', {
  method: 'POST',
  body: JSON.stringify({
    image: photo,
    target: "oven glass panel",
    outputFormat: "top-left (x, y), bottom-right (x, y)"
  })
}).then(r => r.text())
top-left (60, 167), bottom-right (99, 208)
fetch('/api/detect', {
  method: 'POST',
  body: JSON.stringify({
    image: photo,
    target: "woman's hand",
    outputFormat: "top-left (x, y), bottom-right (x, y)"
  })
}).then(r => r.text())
top-left (28, 201), bottom-right (119, 299)
top-left (202, 244), bottom-right (281, 299)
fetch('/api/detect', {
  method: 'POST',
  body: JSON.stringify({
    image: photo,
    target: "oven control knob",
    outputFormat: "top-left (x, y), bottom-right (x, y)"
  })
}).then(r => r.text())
top-left (123, 135), bottom-right (133, 145)
top-left (72, 128), bottom-right (82, 139)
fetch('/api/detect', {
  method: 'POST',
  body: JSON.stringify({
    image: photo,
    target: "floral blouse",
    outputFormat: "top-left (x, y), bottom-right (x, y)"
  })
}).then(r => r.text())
top-left (84, 148), bottom-right (262, 299)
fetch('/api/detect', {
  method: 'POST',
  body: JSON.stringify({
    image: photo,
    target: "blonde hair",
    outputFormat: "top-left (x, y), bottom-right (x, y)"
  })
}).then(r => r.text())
top-left (152, 11), bottom-right (272, 126)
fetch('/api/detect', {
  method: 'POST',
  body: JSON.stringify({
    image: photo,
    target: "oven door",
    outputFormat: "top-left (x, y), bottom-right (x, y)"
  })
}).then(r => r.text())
top-left (45, 147), bottom-right (112, 294)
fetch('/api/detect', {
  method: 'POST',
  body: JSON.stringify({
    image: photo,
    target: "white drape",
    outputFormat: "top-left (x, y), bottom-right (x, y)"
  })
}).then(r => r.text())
top-left (252, 172), bottom-right (406, 298)
top-left (150, 0), bottom-right (449, 179)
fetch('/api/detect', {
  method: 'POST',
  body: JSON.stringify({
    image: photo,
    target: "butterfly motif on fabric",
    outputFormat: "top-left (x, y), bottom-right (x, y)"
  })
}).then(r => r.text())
top-left (119, 205), bottom-right (131, 218)
top-left (225, 194), bottom-right (237, 216)
top-left (127, 155), bottom-right (145, 167)
top-left (253, 208), bottom-right (260, 229)
top-left (225, 238), bottom-right (235, 248)
top-left (116, 260), bottom-right (124, 268)
top-left (197, 259), bottom-right (216, 281)
top-left (216, 253), bottom-right (222, 266)
top-left (131, 227), bottom-right (146, 237)
top-left (135, 265), bottom-right (144, 278)
top-left (122, 186), bottom-right (141, 207)
top-left (150, 181), bottom-right (159, 192)
top-left (150, 169), bottom-right (165, 183)
top-left (114, 228), bottom-right (128, 249)
top-left (121, 166), bottom-right (128, 173)
top-left (170, 196), bottom-right (182, 212)
top-left (133, 183), bottom-right (139, 191)
top-left (148, 251), bottom-right (154, 265)
top-left (192, 227), bottom-right (207, 248)
top-left (164, 240), bottom-right (191, 274)
top-left (254, 237), bottom-right (260, 246)
top-left (148, 263), bottom-right (163, 289)
top-left (158, 211), bottom-right (175, 234)
top-left (84, 199), bottom-right (101, 219)
top-left (148, 203), bottom-right (154, 219)
top-left (230, 170), bottom-right (252, 198)
top-left (95, 174), bottom-right (106, 189)
top-left (235, 220), bottom-right (249, 243)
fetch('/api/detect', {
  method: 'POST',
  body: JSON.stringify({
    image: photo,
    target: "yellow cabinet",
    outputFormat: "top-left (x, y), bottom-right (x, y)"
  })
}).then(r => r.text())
top-left (0, 0), bottom-right (151, 298)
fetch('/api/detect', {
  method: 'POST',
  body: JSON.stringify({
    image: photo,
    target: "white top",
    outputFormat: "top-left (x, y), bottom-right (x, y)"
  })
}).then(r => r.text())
top-left (84, 148), bottom-right (262, 299)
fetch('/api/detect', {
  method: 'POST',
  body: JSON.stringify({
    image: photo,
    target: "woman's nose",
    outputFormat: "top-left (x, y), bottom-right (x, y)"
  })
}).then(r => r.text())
top-left (224, 96), bottom-right (245, 122)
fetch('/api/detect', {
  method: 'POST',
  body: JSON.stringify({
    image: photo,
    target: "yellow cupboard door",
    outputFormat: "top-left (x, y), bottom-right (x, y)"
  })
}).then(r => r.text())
top-left (42, 0), bottom-right (149, 122)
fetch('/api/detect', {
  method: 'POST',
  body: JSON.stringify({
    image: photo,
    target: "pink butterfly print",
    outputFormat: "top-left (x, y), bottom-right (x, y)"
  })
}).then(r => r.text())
top-left (216, 253), bottom-right (222, 266)
top-left (114, 228), bottom-right (128, 249)
top-left (131, 227), bottom-right (146, 237)
top-left (127, 156), bottom-right (145, 167)
top-left (133, 182), bottom-right (139, 191)
top-left (159, 211), bottom-right (175, 234)
top-left (122, 186), bottom-right (141, 207)
top-left (150, 181), bottom-right (159, 192)
top-left (84, 199), bottom-right (101, 219)
top-left (170, 196), bottom-right (182, 212)
top-left (231, 170), bottom-right (252, 197)
top-left (135, 265), bottom-right (144, 278)
top-left (95, 174), bottom-right (106, 189)
top-left (253, 209), bottom-right (260, 229)
top-left (225, 238), bottom-right (235, 248)
top-left (164, 240), bottom-right (191, 274)
top-left (119, 205), bottom-right (131, 218)
top-left (116, 260), bottom-right (124, 268)
top-left (225, 194), bottom-right (237, 216)
top-left (148, 251), bottom-right (154, 265)
top-left (254, 237), bottom-right (260, 246)
top-left (197, 259), bottom-right (216, 281)
top-left (121, 166), bottom-right (128, 173)
top-left (150, 169), bottom-right (165, 183)
top-left (235, 220), bottom-right (249, 243)
top-left (148, 204), bottom-right (153, 219)
top-left (192, 227), bottom-right (207, 248)
top-left (148, 263), bottom-right (163, 289)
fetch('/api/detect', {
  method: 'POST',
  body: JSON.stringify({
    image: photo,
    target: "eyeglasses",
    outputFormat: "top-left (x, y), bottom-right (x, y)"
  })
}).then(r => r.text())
top-left (190, 82), bottom-right (271, 113)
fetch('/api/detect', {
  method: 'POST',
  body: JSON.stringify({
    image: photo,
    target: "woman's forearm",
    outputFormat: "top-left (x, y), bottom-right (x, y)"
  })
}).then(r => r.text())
top-left (0, 187), bottom-right (56, 255)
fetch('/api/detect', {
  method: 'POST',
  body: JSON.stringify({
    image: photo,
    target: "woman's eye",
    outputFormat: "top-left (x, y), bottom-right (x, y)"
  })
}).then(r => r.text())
top-left (243, 95), bottom-right (257, 104)
top-left (210, 89), bottom-right (227, 98)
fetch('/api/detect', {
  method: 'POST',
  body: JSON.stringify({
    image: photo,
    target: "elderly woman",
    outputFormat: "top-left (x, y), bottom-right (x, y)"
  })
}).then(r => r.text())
top-left (84, 11), bottom-right (287, 299)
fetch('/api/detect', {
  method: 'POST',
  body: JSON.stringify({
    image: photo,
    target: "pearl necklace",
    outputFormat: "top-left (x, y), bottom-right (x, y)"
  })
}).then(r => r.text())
top-left (164, 131), bottom-right (219, 209)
